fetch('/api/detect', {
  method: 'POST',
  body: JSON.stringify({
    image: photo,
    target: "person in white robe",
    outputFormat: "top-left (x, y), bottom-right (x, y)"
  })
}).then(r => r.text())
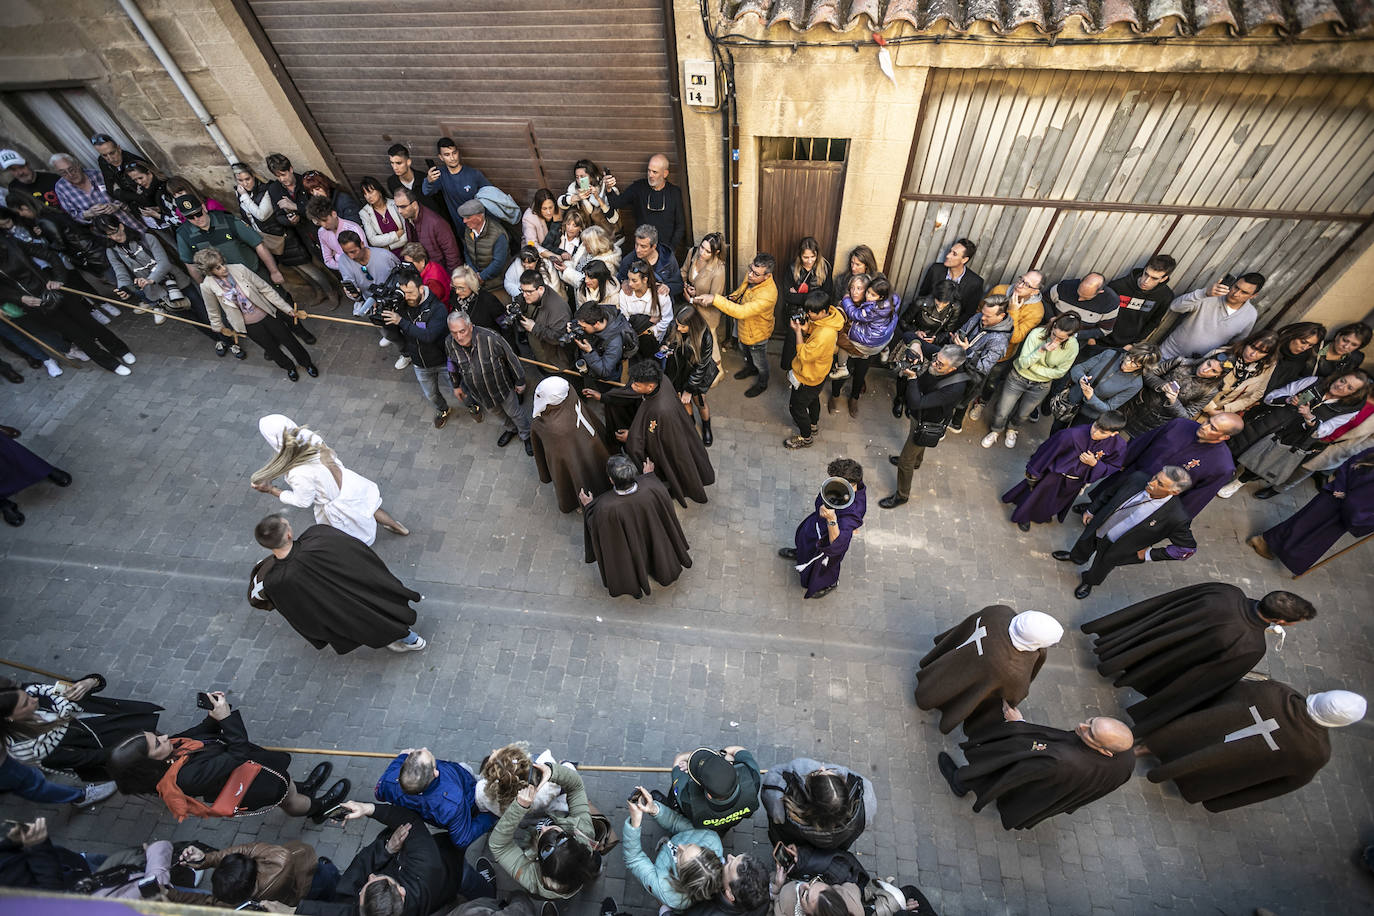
top-left (251, 414), bottom-right (407, 545)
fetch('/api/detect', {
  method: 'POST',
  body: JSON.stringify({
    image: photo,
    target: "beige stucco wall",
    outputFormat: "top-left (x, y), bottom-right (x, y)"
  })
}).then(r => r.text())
top-left (0, 0), bottom-right (324, 194)
top-left (673, 3), bottom-right (1374, 323)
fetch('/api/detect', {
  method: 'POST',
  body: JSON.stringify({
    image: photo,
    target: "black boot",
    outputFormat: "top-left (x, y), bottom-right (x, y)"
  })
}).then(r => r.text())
top-left (1, 499), bottom-right (23, 527)
top-left (891, 395), bottom-right (904, 418)
top-left (298, 761), bottom-right (332, 797)
top-left (307, 778), bottom-right (351, 823)
top-left (700, 418), bottom-right (713, 447)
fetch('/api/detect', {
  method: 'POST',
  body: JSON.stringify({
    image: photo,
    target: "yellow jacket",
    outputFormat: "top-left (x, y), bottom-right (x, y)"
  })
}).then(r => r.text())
top-left (790, 306), bottom-right (846, 387)
top-left (990, 282), bottom-right (1044, 363)
top-left (711, 277), bottom-right (777, 345)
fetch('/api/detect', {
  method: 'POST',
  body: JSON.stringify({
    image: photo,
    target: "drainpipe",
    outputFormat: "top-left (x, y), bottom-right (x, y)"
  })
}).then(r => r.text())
top-left (115, 0), bottom-right (238, 166)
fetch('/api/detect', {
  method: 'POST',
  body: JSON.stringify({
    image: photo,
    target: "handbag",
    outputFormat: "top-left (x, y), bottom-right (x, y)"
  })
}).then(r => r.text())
top-left (1047, 386), bottom-right (1080, 424)
top-left (258, 229), bottom-right (287, 256)
top-left (908, 370), bottom-right (971, 448)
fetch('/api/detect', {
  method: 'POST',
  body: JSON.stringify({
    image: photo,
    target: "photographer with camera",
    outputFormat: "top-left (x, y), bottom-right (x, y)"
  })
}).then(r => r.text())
top-left (879, 344), bottom-right (972, 510)
top-left (445, 311), bottom-right (534, 454)
top-left (107, 688), bottom-right (349, 823)
top-left (784, 293), bottom-right (845, 450)
top-left (381, 266), bottom-right (454, 428)
top-left (514, 268), bottom-right (573, 370)
top-left (337, 231), bottom-right (405, 361)
top-left (573, 301), bottom-right (635, 382)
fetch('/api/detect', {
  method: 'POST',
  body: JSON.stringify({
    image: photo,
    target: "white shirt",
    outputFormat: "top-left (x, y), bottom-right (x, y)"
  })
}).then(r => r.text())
top-left (618, 286), bottom-right (673, 339)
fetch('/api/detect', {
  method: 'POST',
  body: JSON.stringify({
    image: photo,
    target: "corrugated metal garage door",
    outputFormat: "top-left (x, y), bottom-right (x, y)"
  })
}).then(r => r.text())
top-left (240, 0), bottom-right (686, 209)
top-left (888, 70), bottom-right (1374, 324)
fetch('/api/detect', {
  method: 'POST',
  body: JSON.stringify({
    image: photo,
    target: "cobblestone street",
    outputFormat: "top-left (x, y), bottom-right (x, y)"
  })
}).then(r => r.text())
top-left (2, 309), bottom-right (1371, 916)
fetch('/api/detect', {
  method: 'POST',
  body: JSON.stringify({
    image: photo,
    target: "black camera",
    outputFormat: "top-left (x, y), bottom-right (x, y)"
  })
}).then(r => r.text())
top-left (365, 281), bottom-right (406, 327)
top-left (892, 346), bottom-right (925, 375)
top-left (557, 320), bottom-right (589, 347)
top-left (789, 309), bottom-right (807, 325)
top-left (503, 299), bottom-right (526, 326)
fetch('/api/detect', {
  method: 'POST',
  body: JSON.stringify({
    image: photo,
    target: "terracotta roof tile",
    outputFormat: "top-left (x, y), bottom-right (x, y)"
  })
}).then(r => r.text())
top-left (720, 0), bottom-right (1373, 35)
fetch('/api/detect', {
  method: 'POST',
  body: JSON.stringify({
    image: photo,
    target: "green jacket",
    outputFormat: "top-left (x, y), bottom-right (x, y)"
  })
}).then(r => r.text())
top-left (669, 749), bottom-right (762, 831)
top-left (1013, 326), bottom-right (1079, 383)
top-left (488, 763), bottom-right (594, 899)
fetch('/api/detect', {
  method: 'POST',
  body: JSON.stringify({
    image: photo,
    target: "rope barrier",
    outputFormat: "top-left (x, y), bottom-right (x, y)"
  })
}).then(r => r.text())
top-left (0, 658), bottom-right (674, 771)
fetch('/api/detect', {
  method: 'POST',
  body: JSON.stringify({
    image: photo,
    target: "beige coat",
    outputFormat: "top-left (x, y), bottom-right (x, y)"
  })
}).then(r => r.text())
top-left (200, 263), bottom-right (292, 334)
top-left (1203, 360), bottom-right (1275, 414)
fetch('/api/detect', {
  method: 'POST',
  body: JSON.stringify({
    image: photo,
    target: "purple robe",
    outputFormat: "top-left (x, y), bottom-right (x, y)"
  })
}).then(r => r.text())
top-left (1001, 424), bottom-right (1126, 524)
top-left (0, 434), bottom-right (56, 499)
top-left (794, 485), bottom-right (867, 597)
top-left (1112, 417), bottom-right (1235, 517)
top-left (1263, 447), bottom-right (1374, 575)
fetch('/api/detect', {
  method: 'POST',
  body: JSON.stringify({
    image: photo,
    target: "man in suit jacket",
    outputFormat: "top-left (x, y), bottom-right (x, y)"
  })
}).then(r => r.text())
top-left (916, 238), bottom-right (985, 324)
top-left (1053, 467), bottom-right (1196, 599)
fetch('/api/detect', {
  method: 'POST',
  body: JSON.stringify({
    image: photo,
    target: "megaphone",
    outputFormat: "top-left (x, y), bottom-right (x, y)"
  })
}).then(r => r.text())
top-left (820, 476), bottom-right (855, 511)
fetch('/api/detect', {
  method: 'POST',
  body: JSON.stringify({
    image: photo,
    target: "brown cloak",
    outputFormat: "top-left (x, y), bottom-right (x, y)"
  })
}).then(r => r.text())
top-left (1146, 679), bottom-right (1333, 812)
top-left (915, 605), bottom-right (1048, 735)
top-left (957, 720), bottom-right (1135, 830)
top-left (1080, 582), bottom-right (1269, 737)
top-left (531, 391), bottom-right (610, 513)
top-left (583, 473), bottom-right (692, 598)
top-left (250, 524), bottom-right (419, 653)
top-left (625, 377), bottom-right (715, 506)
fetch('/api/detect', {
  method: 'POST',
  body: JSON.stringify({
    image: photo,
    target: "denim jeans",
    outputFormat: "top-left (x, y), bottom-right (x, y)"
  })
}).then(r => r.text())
top-left (412, 364), bottom-right (449, 413)
top-left (990, 370), bottom-right (1051, 431)
top-left (741, 341), bottom-right (769, 387)
top-left (0, 754), bottom-right (83, 803)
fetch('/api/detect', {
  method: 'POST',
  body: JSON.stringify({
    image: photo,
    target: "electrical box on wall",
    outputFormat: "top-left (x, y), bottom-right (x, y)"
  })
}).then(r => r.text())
top-left (683, 59), bottom-right (717, 108)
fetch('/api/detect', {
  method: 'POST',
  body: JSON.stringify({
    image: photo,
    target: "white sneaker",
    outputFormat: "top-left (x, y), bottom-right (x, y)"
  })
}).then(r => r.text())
top-left (100, 303), bottom-right (122, 317)
top-left (1005, 429), bottom-right (1019, 448)
top-left (152, 310), bottom-right (166, 325)
top-left (828, 366), bottom-right (850, 380)
top-left (75, 781), bottom-right (117, 807)
top-left (67, 347), bottom-right (90, 361)
top-left (114, 365), bottom-right (131, 376)
top-left (387, 635), bottom-right (426, 652)
top-left (90, 309), bottom-right (111, 325)
top-left (43, 359), bottom-right (62, 377)
top-left (981, 431), bottom-right (999, 448)
top-left (394, 355), bottom-right (412, 370)
top-left (166, 285), bottom-right (185, 302)
top-left (379, 336), bottom-right (392, 347)
top-left (967, 401), bottom-right (985, 421)
top-left (1217, 479), bottom-right (1245, 499)
top-left (121, 353), bottom-right (136, 365)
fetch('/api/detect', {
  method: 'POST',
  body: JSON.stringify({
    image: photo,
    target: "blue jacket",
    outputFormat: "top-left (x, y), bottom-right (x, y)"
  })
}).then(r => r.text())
top-left (375, 753), bottom-right (496, 849)
top-left (840, 294), bottom-right (900, 349)
top-left (617, 243), bottom-right (683, 299)
top-left (422, 165), bottom-right (490, 218)
top-left (1066, 348), bottom-right (1144, 419)
top-left (622, 805), bottom-right (724, 910)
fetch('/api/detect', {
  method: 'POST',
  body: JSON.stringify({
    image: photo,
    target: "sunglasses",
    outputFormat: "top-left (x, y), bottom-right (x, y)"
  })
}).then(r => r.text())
top-left (537, 826), bottom-right (570, 860)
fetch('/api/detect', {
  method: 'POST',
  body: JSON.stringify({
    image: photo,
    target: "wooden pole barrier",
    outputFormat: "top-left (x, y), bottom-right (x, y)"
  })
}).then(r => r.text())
top-left (1291, 532), bottom-right (1374, 580)
top-left (58, 286), bottom-right (232, 338)
top-left (0, 313), bottom-right (75, 365)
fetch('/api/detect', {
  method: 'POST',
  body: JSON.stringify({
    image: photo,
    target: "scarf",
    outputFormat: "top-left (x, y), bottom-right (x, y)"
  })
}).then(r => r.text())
top-left (215, 273), bottom-right (255, 314)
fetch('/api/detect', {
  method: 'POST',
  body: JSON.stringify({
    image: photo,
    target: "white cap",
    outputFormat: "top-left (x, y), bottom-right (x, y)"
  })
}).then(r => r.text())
top-left (0, 150), bottom-right (25, 170)
top-left (1008, 610), bottom-right (1065, 652)
top-left (1306, 690), bottom-right (1366, 728)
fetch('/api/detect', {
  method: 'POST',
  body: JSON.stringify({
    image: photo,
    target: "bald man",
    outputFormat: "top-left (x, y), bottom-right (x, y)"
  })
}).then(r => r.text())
top-left (605, 153), bottom-right (686, 255)
top-left (1047, 272), bottom-right (1119, 347)
top-left (1084, 414), bottom-right (1242, 518)
top-left (937, 705), bottom-right (1135, 830)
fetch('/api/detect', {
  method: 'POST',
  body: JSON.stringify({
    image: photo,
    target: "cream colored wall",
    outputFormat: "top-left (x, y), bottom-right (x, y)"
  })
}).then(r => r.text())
top-left (0, 0), bottom-right (325, 193)
top-left (673, 2), bottom-right (1374, 318)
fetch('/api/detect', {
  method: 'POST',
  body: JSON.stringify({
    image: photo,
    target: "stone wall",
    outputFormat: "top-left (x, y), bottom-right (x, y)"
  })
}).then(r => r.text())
top-left (0, 0), bottom-right (325, 195)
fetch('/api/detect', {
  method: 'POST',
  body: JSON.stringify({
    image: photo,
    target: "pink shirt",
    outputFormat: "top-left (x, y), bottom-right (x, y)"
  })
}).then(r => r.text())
top-left (317, 217), bottom-right (364, 270)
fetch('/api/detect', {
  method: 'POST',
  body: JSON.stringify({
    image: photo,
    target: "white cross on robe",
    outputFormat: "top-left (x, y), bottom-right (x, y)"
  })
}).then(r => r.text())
top-left (956, 616), bottom-right (988, 656)
top-left (1223, 705), bottom-right (1280, 751)
top-left (250, 577), bottom-right (266, 601)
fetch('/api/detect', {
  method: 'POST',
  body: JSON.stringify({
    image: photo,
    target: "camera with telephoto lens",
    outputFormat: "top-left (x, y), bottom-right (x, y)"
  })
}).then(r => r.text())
top-left (557, 320), bottom-right (589, 347)
top-left (365, 281), bottom-right (406, 327)
top-left (503, 299), bottom-right (525, 325)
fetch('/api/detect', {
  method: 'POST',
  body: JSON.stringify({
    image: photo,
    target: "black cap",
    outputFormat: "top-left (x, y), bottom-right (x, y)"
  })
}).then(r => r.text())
top-left (173, 194), bottom-right (203, 217)
top-left (89, 133), bottom-right (115, 146)
top-left (687, 749), bottom-right (739, 801)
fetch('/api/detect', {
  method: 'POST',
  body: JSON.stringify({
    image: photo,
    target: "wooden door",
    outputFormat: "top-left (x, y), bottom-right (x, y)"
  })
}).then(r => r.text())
top-left (757, 159), bottom-right (847, 332)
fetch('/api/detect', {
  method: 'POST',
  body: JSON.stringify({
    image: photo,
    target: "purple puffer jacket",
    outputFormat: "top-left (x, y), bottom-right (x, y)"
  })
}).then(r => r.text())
top-left (841, 294), bottom-right (901, 349)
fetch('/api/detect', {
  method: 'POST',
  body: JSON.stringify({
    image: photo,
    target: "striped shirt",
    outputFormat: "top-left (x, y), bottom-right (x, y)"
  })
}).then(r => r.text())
top-left (445, 325), bottom-right (526, 408)
top-left (53, 169), bottom-right (141, 230)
